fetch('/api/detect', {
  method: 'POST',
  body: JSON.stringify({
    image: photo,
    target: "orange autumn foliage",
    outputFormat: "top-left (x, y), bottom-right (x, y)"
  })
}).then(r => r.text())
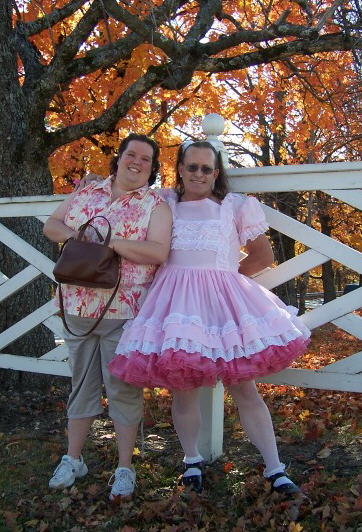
top-left (12, 1), bottom-right (360, 193)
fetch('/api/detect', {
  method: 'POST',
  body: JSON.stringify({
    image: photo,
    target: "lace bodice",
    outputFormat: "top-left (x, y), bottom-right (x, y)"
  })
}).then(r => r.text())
top-left (157, 190), bottom-right (268, 272)
top-left (172, 218), bottom-right (221, 252)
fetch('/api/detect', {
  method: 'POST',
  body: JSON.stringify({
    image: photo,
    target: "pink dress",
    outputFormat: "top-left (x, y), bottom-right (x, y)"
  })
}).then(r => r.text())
top-left (108, 191), bottom-right (311, 390)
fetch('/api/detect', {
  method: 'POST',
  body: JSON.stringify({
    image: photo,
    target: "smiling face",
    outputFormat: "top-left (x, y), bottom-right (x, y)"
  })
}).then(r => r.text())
top-left (115, 140), bottom-right (154, 191)
top-left (178, 146), bottom-right (219, 200)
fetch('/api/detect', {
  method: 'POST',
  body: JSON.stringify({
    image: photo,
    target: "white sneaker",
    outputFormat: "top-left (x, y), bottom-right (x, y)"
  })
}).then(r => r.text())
top-left (109, 466), bottom-right (136, 500)
top-left (49, 455), bottom-right (88, 489)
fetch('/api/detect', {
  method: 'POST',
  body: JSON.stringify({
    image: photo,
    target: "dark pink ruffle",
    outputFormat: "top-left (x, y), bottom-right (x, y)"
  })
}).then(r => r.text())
top-left (108, 336), bottom-right (310, 390)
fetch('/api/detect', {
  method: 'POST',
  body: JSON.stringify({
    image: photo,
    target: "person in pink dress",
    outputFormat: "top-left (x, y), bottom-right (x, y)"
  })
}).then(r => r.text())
top-left (109, 140), bottom-right (311, 495)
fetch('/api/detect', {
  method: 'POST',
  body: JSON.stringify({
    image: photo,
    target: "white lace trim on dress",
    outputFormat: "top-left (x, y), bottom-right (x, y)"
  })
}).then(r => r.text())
top-left (171, 219), bottom-right (221, 252)
top-left (239, 221), bottom-right (269, 246)
top-left (117, 327), bottom-right (307, 362)
top-left (123, 306), bottom-right (309, 338)
top-left (217, 194), bottom-right (235, 270)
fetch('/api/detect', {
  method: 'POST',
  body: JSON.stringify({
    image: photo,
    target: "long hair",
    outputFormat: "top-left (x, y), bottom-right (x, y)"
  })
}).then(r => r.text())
top-left (109, 133), bottom-right (160, 186)
top-left (174, 141), bottom-right (229, 200)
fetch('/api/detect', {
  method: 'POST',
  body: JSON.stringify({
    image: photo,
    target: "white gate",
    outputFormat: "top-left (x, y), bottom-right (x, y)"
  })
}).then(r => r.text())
top-left (0, 161), bottom-right (361, 460)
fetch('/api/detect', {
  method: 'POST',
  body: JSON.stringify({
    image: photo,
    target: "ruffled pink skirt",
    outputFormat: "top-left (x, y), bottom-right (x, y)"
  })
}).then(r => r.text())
top-left (109, 265), bottom-right (310, 390)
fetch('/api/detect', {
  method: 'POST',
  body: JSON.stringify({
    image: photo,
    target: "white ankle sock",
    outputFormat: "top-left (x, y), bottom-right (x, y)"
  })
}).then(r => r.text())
top-left (183, 454), bottom-right (203, 465)
top-left (183, 455), bottom-right (203, 478)
top-left (264, 464), bottom-right (294, 487)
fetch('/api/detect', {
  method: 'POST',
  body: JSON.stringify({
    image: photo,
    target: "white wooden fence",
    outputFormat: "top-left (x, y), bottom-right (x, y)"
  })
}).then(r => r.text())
top-left (0, 160), bottom-right (361, 460)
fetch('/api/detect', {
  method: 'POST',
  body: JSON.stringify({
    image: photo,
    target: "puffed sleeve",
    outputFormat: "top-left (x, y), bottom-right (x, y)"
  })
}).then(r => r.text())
top-left (232, 194), bottom-right (269, 246)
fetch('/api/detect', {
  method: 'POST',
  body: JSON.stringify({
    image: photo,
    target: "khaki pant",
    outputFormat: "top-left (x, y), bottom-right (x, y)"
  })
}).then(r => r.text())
top-left (64, 314), bottom-right (143, 425)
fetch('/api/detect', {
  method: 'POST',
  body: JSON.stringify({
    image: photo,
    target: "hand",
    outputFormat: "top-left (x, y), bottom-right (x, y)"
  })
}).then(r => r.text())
top-left (75, 173), bottom-right (103, 191)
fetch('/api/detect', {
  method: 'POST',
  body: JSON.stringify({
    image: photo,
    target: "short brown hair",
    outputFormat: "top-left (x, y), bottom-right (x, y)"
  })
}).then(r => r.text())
top-left (109, 133), bottom-right (160, 186)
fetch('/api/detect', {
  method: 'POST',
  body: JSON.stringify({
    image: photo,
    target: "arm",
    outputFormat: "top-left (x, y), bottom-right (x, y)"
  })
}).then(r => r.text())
top-left (43, 193), bottom-right (78, 243)
top-left (109, 202), bottom-right (172, 264)
top-left (238, 234), bottom-right (274, 276)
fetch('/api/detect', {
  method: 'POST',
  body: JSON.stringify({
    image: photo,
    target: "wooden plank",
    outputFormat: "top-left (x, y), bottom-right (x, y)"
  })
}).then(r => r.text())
top-left (322, 189), bottom-right (362, 210)
top-left (0, 222), bottom-right (55, 279)
top-left (332, 313), bottom-right (362, 340)
top-left (36, 216), bottom-right (48, 223)
top-left (0, 271), bottom-right (8, 285)
top-left (39, 344), bottom-right (69, 361)
top-left (254, 249), bottom-right (330, 289)
top-left (323, 351), bottom-right (362, 374)
top-left (0, 196), bottom-right (64, 217)
top-left (230, 176), bottom-right (362, 193)
top-left (228, 162), bottom-right (362, 193)
top-left (0, 195), bottom-right (66, 204)
top-left (301, 288), bottom-right (362, 329)
top-left (263, 206), bottom-right (362, 274)
top-left (232, 161), bottom-right (362, 176)
top-left (198, 383), bottom-right (224, 462)
top-left (0, 265), bottom-right (41, 302)
top-left (260, 368), bottom-right (362, 393)
top-left (0, 301), bottom-right (56, 350)
top-left (0, 354), bottom-right (71, 376)
top-left (43, 311), bottom-right (64, 338)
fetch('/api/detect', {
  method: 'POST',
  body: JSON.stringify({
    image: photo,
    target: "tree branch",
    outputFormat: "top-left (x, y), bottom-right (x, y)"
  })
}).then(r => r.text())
top-left (200, 23), bottom-right (319, 56)
top-left (147, 75), bottom-right (209, 136)
top-left (30, 0), bottom-right (104, 109)
top-left (102, 0), bottom-right (178, 57)
top-left (315, 0), bottom-right (344, 32)
top-left (18, 0), bottom-right (88, 37)
top-left (198, 33), bottom-right (361, 74)
top-left (184, 0), bottom-right (221, 44)
top-left (13, 30), bottom-right (46, 95)
top-left (61, 0), bottom-right (188, 83)
top-left (47, 64), bottom-right (169, 150)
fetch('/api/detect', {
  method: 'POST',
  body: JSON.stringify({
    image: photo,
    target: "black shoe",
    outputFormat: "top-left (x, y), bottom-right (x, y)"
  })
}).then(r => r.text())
top-left (181, 461), bottom-right (204, 493)
top-left (267, 472), bottom-right (301, 495)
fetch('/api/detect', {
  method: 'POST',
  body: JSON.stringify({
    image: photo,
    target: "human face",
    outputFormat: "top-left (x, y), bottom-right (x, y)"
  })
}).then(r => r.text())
top-left (178, 146), bottom-right (219, 200)
top-left (115, 140), bottom-right (154, 191)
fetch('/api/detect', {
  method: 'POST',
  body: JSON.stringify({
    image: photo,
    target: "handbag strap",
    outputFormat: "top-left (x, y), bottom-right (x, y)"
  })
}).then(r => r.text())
top-left (58, 274), bottom-right (121, 337)
top-left (78, 216), bottom-right (112, 245)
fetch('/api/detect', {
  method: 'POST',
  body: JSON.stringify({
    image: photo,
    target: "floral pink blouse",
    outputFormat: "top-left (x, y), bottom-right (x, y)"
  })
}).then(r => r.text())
top-left (58, 177), bottom-right (163, 319)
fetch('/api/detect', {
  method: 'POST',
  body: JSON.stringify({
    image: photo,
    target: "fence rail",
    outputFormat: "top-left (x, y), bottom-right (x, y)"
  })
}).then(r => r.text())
top-left (1, 160), bottom-right (361, 460)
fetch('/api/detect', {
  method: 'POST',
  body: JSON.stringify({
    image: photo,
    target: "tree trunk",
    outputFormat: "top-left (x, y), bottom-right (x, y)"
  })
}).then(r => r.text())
top-left (0, 155), bottom-right (56, 387)
top-left (321, 260), bottom-right (336, 303)
top-left (266, 192), bottom-right (299, 307)
top-left (316, 192), bottom-right (337, 303)
top-left (0, 5), bottom-right (56, 385)
top-left (297, 272), bottom-right (309, 315)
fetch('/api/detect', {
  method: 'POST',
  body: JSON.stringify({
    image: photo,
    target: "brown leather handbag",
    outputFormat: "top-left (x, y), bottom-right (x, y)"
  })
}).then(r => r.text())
top-left (53, 216), bottom-right (121, 336)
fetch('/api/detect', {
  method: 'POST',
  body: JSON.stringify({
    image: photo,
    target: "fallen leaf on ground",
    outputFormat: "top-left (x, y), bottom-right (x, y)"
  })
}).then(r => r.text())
top-left (317, 447), bottom-right (331, 458)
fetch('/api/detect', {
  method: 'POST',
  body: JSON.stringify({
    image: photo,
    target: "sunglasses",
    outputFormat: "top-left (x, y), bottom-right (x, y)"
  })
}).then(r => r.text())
top-left (185, 164), bottom-right (215, 175)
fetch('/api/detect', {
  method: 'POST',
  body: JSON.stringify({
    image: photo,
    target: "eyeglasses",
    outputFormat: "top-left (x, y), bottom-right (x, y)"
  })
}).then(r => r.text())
top-left (185, 164), bottom-right (215, 175)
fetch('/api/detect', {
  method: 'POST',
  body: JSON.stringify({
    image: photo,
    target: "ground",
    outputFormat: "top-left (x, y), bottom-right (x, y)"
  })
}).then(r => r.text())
top-left (0, 324), bottom-right (361, 532)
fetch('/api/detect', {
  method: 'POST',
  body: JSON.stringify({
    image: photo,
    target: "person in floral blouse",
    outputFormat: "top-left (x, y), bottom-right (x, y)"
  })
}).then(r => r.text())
top-left (44, 134), bottom-right (172, 500)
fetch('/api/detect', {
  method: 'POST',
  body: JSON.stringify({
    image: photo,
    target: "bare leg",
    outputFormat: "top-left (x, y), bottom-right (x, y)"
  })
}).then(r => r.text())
top-left (172, 389), bottom-right (201, 457)
top-left (67, 417), bottom-right (96, 458)
top-left (228, 381), bottom-right (281, 472)
top-left (113, 420), bottom-right (139, 468)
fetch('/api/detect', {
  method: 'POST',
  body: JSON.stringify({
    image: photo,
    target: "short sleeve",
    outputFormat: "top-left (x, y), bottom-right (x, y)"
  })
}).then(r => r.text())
top-left (232, 194), bottom-right (269, 246)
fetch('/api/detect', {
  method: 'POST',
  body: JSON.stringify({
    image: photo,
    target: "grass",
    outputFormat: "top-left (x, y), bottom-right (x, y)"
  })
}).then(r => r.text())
top-left (0, 384), bottom-right (361, 532)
